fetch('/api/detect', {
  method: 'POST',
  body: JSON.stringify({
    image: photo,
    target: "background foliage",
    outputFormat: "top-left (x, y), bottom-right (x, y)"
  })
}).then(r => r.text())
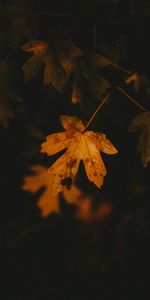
top-left (0, 0), bottom-right (150, 299)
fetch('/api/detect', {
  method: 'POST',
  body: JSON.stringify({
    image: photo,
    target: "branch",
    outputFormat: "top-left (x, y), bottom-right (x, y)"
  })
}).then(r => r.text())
top-left (63, 24), bottom-right (80, 34)
top-left (117, 86), bottom-right (149, 112)
top-left (93, 22), bottom-right (96, 51)
top-left (84, 92), bottom-right (111, 130)
top-left (84, 84), bottom-right (149, 131)
top-left (35, 10), bottom-right (78, 18)
top-left (6, 46), bottom-right (17, 59)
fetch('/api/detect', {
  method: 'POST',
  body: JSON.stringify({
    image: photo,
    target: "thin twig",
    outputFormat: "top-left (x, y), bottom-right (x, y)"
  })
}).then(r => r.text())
top-left (93, 22), bottom-right (96, 51)
top-left (6, 46), bottom-right (17, 59)
top-left (63, 24), bottom-right (80, 34)
top-left (117, 86), bottom-right (149, 112)
top-left (99, 51), bottom-right (131, 75)
top-left (35, 10), bottom-right (78, 18)
top-left (84, 93), bottom-right (111, 130)
top-left (112, 62), bottom-right (131, 75)
top-left (84, 85), bottom-right (149, 131)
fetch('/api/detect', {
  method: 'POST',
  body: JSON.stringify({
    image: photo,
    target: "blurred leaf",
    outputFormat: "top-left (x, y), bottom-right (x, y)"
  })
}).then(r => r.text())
top-left (22, 40), bottom-right (111, 101)
top-left (129, 112), bottom-right (150, 167)
top-left (126, 73), bottom-right (150, 97)
top-left (22, 165), bottom-right (60, 216)
top-left (22, 40), bottom-right (82, 91)
top-left (22, 165), bottom-right (113, 221)
top-left (134, 75), bottom-right (148, 94)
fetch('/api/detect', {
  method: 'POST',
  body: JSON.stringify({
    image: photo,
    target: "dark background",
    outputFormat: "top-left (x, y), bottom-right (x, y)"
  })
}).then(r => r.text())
top-left (0, 1), bottom-right (150, 299)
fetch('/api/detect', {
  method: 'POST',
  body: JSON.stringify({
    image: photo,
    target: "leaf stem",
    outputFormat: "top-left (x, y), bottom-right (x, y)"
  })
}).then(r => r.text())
top-left (112, 63), bottom-right (131, 74)
top-left (84, 92), bottom-right (111, 130)
top-left (117, 86), bottom-right (149, 112)
top-left (6, 46), bottom-right (17, 59)
top-left (93, 22), bottom-right (96, 51)
top-left (84, 85), bottom-right (149, 131)
top-left (35, 10), bottom-right (78, 18)
top-left (63, 24), bottom-right (80, 34)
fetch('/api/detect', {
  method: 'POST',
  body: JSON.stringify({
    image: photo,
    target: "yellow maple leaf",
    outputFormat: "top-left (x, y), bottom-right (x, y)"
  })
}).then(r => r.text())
top-left (41, 115), bottom-right (118, 194)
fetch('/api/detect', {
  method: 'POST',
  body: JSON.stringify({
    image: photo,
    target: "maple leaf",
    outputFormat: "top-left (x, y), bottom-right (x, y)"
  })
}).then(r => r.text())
top-left (22, 40), bottom-right (111, 101)
top-left (41, 115), bottom-right (118, 194)
top-left (129, 112), bottom-right (150, 167)
top-left (22, 165), bottom-right (60, 217)
top-left (1, 0), bottom-right (38, 46)
top-left (22, 40), bottom-right (82, 91)
top-left (22, 165), bottom-right (113, 222)
top-left (22, 164), bottom-right (90, 219)
top-left (22, 165), bottom-right (84, 218)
